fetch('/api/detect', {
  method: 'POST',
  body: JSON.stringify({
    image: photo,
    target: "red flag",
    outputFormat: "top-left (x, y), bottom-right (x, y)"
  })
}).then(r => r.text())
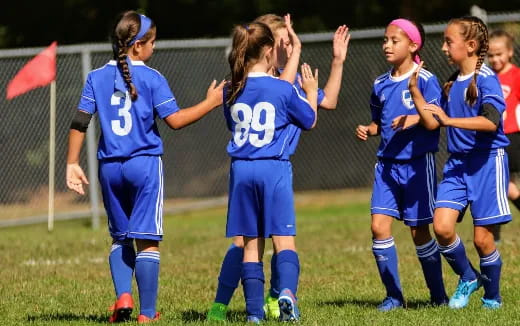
top-left (6, 41), bottom-right (57, 100)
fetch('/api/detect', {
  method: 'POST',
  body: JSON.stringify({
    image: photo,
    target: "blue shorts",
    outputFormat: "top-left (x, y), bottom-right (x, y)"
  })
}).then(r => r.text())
top-left (99, 155), bottom-right (164, 241)
top-left (436, 149), bottom-right (512, 226)
top-left (371, 153), bottom-right (436, 226)
top-left (226, 159), bottom-right (296, 238)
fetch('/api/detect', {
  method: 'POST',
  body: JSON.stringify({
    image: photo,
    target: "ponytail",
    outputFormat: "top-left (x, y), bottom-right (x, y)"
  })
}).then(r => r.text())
top-left (226, 22), bottom-right (274, 105)
top-left (111, 11), bottom-right (156, 101)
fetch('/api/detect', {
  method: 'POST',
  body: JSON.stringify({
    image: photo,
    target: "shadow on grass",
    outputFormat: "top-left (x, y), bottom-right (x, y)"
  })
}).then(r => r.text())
top-left (317, 298), bottom-right (435, 310)
top-left (26, 313), bottom-right (107, 323)
top-left (181, 309), bottom-right (245, 323)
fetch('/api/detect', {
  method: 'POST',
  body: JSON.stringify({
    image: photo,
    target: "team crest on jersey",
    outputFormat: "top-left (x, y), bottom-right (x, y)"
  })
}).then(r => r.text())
top-left (401, 90), bottom-right (414, 109)
top-left (502, 85), bottom-right (511, 100)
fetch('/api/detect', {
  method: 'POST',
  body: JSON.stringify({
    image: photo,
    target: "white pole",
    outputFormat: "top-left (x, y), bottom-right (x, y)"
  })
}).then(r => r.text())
top-left (81, 49), bottom-right (101, 229)
top-left (48, 80), bottom-right (56, 232)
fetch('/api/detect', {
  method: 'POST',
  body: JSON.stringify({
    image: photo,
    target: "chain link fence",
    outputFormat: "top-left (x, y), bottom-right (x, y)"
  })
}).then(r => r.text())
top-left (1, 11), bottom-right (519, 224)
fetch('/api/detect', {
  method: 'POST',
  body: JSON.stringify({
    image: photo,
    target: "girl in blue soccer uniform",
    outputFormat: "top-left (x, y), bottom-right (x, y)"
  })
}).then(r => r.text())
top-left (356, 18), bottom-right (448, 311)
top-left (409, 16), bottom-right (511, 310)
top-left (65, 11), bottom-right (224, 323)
top-left (207, 14), bottom-right (350, 322)
top-left (222, 21), bottom-right (318, 323)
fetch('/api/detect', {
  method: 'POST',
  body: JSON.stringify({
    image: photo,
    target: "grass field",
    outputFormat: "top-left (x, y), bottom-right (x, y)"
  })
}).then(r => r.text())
top-left (1, 189), bottom-right (519, 325)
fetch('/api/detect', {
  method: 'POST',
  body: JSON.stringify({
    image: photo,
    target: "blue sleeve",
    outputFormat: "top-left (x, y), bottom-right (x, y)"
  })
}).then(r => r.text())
top-left (479, 75), bottom-right (506, 114)
top-left (370, 87), bottom-right (382, 123)
top-left (78, 73), bottom-right (96, 114)
top-left (318, 88), bottom-right (325, 105)
top-left (420, 74), bottom-right (442, 106)
top-left (153, 74), bottom-right (180, 119)
top-left (288, 85), bottom-right (316, 130)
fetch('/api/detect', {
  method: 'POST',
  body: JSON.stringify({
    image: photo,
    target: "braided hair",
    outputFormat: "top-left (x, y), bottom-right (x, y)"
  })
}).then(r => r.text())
top-left (111, 11), bottom-right (156, 101)
top-left (443, 16), bottom-right (489, 106)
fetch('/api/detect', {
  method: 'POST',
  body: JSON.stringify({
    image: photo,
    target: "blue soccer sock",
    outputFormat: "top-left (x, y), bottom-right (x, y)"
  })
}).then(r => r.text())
top-left (276, 250), bottom-right (300, 297)
top-left (438, 235), bottom-right (477, 281)
top-left (416, 239), bottom-right (447, 301)
top-left (242, 262), bottom-right (265, 320)
top-left (135, 251), bottom-right (160, 318)
top-left (109, 240), bottom-right (136, 298)
top-left (372, 237), bottom-right (403, 300)
top-left (214, 243), bottom-right (244, 305)
top-left (480, 250), bottom-right (502, 301)
top-left (269, 253), bottom-right (279, 298)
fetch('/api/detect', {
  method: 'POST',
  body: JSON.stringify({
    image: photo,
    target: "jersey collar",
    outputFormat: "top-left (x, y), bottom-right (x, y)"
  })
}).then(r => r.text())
top-left (389, 62), bottom-right (418, 82)
top-left (108, 60), bottom-right (146, 66)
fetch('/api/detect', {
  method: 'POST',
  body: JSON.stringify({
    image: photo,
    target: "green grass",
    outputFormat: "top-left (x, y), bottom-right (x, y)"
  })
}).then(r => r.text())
top-left (1, 189), bottom-right (519, 325)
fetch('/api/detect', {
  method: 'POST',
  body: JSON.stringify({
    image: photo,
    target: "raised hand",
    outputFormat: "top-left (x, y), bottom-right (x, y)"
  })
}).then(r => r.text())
top-left (206, 79), bottom-right (226, 108)
top-left (284, 14), bottom-right (301, 51)
top-left (66, 163), bottom-right (89, 195)
top-left (333, 25), bottom-right (350, 63)
top-left (409, 61), bottom-right (424, 90)
top-left (300, 63), bottom-right (318, 95)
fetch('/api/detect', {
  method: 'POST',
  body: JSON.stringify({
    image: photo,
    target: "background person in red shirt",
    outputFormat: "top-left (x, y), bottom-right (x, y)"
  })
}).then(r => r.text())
top-left (488, 29), bottom-right (520, 242)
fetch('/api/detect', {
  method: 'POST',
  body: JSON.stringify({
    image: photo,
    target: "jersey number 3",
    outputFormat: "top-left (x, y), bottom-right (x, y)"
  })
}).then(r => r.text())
top-left (231, 102), bottom-right (275, 147)
top-left (111, 91), bottom-right (132, 136)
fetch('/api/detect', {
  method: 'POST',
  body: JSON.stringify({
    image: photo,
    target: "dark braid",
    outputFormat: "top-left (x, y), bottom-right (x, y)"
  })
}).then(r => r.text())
top-left (446, 16), bottom-right (488, 106)
top-left (111, 11), bottom-right (156, 101)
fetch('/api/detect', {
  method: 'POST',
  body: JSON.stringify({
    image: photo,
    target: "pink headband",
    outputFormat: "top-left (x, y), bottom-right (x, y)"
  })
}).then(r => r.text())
top-left (389, 18), bottom-right (422, 63)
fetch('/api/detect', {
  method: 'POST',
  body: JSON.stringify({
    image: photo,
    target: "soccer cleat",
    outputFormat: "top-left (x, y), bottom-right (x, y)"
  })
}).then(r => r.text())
top-left (247, 315), bottom-right (262, 324)
top-left (108, 292), bottom-right (134, 323)
top-left (377, 297), bottom-right (403, 312)
top-left (278, 288), bottom-right (300, 322)
top-left (207, 302), bottom-right (228, 321)
top-left (263, 294), bottom-right (280, 319)
top-left (481, 297), bottom-right (502, 309)
top-left (448, 278), bottom-right (481, 309)
top-left (137, 312), bottom-right (160, 323)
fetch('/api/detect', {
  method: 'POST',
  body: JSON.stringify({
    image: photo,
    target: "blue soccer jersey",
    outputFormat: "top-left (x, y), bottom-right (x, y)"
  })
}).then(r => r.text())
top-left (223, 72), bottom-right (316, 160)
top-left (275, 69), bottom-right (325, 156)
top-left (441, 64), bottom-right (509, 153)
top-left (370, 64), bottom-right (441, 160)
top-left (78, 60), bottom-right (180, 160)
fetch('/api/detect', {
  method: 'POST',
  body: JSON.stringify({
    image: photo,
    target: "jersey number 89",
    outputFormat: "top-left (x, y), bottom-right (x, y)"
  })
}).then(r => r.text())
top-left (231, 102), bottom-right (275, 147)
top-left (111, 91), bottom-right (132, 136)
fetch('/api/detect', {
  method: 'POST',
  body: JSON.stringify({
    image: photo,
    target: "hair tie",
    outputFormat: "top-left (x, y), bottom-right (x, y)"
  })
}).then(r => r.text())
top-left (243, 24), bottom-right (249, 31)
top-left (128, 14), bottom-right (152, 46)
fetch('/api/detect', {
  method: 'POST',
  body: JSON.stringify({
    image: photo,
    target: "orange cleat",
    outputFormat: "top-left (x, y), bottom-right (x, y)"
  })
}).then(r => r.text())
top-left (137, 312), bottom-right (160, 323)
top-left (108, 292), bottom-right (134, 323)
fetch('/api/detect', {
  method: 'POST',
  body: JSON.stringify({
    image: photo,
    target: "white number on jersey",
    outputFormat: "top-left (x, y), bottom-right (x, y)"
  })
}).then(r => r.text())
top-left (231, 102), bottom-right (275, 147)
top-left (111, 91), bottom-right (132, 136)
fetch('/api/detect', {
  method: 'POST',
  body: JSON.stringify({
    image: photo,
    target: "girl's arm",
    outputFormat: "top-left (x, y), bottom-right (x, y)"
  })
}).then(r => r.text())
top-left (66, 128), bottom-right (89, 195)
top-left (279, 14), bottom-right (301, 83)
top-left (423, 104), bottom-right (498, 132)
top-left (320, 25), bottom-right (350, 110)
top-left (408, 62), bottom-right (441, 130)
top-left (300, 63), bottom-right (319, 128)
top-left (356, 121), bottom-right (380, 141)
top-left (164, 80), bottom-right (225, 129)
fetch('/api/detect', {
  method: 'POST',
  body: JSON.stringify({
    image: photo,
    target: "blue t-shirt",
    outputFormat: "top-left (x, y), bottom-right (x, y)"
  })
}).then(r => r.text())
top-left (223, 72), bottom-right (316, 160)
top-left (370, 64), bottom-right (441, 160)
top-left (441, 64), bottom-right (509, 153)
top-left (78, 60), bottom-right (180, 160)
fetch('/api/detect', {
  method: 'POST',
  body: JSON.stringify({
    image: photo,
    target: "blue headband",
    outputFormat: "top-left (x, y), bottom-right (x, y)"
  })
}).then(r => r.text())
top-left (128, 14), bottom-right (152, 46)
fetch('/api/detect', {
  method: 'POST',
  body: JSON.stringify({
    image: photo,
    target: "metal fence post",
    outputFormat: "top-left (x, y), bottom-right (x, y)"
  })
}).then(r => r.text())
top-left (81, 49), bottom-right (101, 229)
